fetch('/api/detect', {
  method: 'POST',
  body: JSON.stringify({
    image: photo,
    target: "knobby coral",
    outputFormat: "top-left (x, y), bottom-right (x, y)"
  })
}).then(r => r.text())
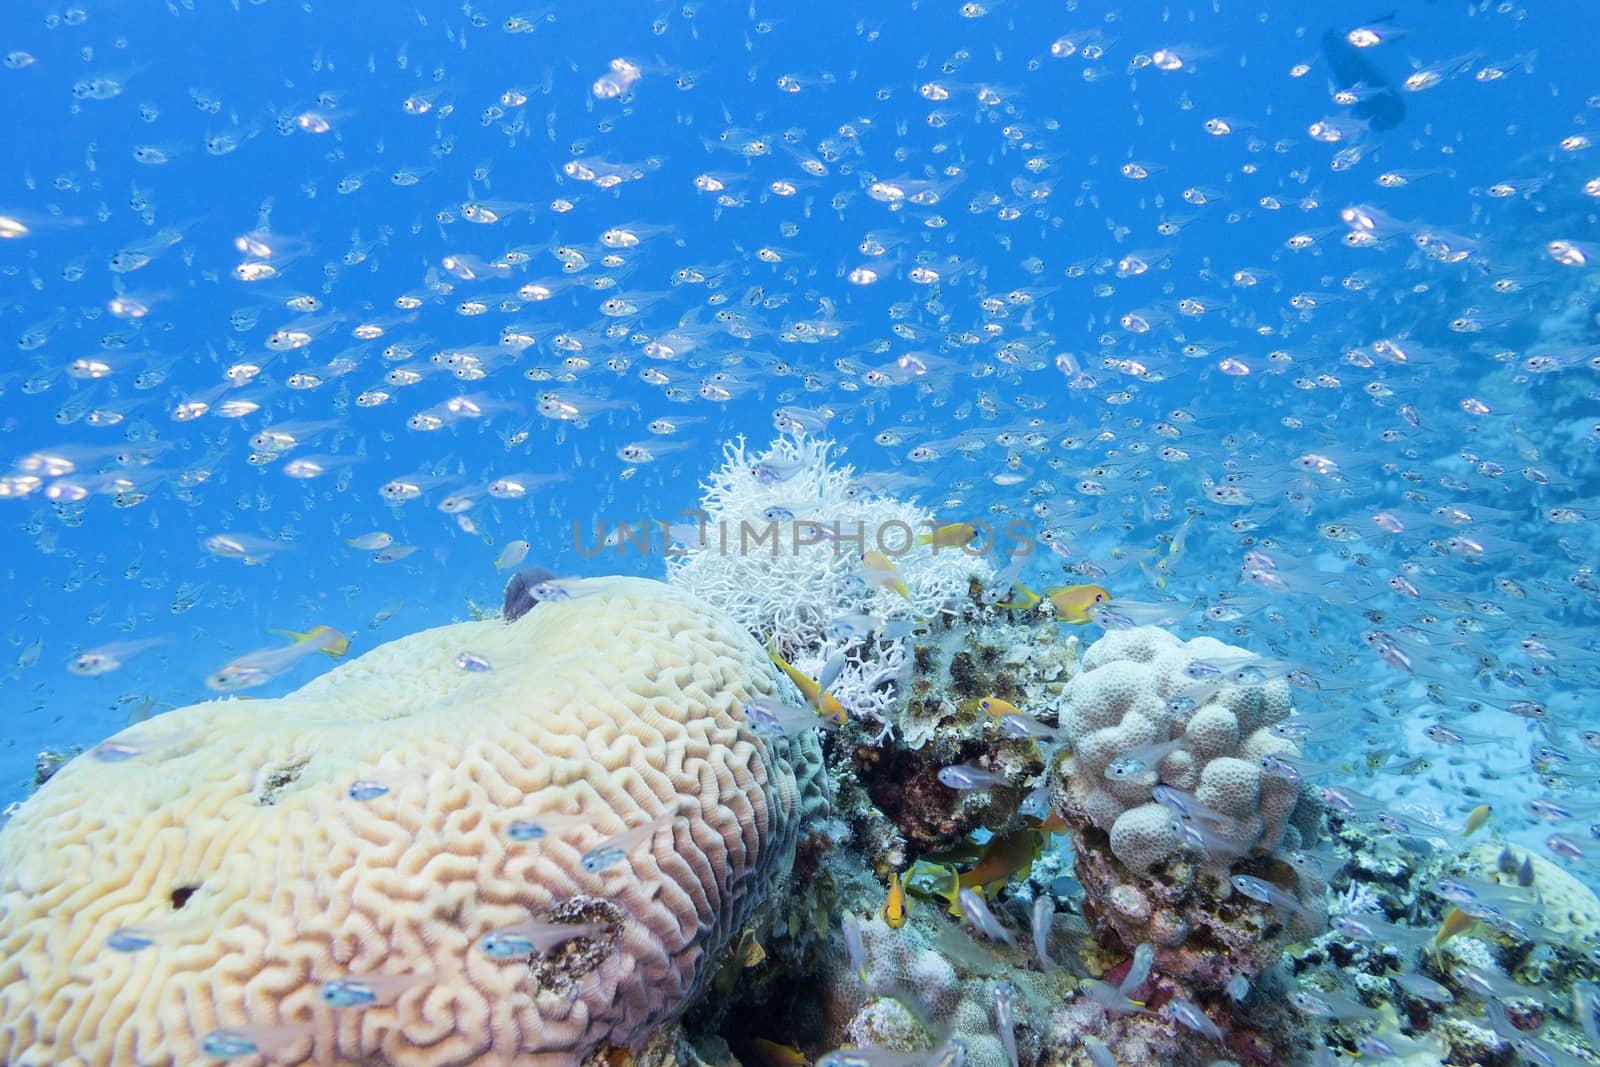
top-left (1054, 626), bottom-right (1326, 986)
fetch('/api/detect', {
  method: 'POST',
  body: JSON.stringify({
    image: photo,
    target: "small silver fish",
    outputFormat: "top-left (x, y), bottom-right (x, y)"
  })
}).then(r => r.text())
top-left (1031, 896), bottom-right (1054, 968)
top-left (993, 983), bottom-right (1017, 1067)
top-left (958, 888), bottom-right (1015, 947)
top-left (494, 539), bottom-right (530, 570)
top-left (581, 811), bottom-right (680, 873)
top-left (1167, 996), bottom-right (1223, 1041)
top-left (453, 651), bottom-right (492, 672)
top-left (938, 762), bottom-right (1009, 790)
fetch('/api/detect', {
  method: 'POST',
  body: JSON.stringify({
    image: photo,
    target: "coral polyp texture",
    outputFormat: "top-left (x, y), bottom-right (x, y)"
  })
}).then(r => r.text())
top-left (0, 577), bottom-right (818, 1067)
top-left (1055, 626), bottom-right (1325, 985)
top-left (668, 434), bottom-right (991, 647)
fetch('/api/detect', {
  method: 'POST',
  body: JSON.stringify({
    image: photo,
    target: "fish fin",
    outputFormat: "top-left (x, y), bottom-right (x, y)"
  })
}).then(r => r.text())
top-left (995, 583), bottom-right (1040, 610)
top-left (817, 650), bottom-right (847, 693)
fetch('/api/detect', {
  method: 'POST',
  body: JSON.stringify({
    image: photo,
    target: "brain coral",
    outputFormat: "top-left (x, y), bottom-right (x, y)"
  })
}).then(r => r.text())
top-left (0, 577), bottom-right (817, 1067)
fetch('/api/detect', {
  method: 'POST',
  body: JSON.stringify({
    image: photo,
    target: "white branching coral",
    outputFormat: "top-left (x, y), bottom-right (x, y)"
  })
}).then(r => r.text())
top-left (668, 434), bottom-right (991, 650)
top-left (1331, 879), bottom-right (1383, 917)
top-left (794, 636), bottom-right (908, 744)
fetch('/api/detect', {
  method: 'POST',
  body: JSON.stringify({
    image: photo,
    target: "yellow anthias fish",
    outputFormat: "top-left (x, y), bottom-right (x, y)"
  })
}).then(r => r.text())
top-left (1434, 906), bottom-right (1478, 964)
top-left (958, 825), bottom-right (1044, 896)
top-left (993, 582), bottom-right (1111, 622)
top-left (271, 625), bottom-right (350, 657)
top-left (916, 861), bottom-right (967, 918)
top-left (343, 531), bottom-right (393, 550)
top-left (914, 522), bottom-right (980, 549)
top-left (737, 928), bottom-right (767, 967)
top-left (127, 695), bottom-right (182, 726)
top-left (882, 870), bottom-right (908, 929)
top-left (977, 696), bottom-right (1024, 718)
top-left (1463, 803), bottom-right (1491, 837)
top-left (494, 538), bottom-right (531, 570)
top-left (860, 550), bottom-right (914, 603)
top-left (1044, 584), bottom-right (1112, 624)
top-left (766, 639), bottom-right (849, 726)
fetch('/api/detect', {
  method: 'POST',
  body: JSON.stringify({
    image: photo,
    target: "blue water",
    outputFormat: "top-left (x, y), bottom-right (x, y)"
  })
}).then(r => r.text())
top-left (2, 0), bottom-right (1598, 1030)
top-left (1, 0), bottom-right (1590, 781)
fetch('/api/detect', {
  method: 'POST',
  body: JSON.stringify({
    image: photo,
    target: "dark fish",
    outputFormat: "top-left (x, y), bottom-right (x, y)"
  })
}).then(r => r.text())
top-left (503, 566), bottom-right (559, 623)
top-left (1321, 28), bottom-right (1406, 131)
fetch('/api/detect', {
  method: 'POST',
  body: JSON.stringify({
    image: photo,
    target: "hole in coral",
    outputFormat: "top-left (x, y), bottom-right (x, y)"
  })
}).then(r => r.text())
top-left (254, 757), bottom-right (309, 806)
top-left (170, 885), bottom-right (198, 910)
top-left (529, 898), bottom-right (625, 994)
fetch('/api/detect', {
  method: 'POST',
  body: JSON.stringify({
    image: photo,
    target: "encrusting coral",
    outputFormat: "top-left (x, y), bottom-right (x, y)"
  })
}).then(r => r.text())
top-left (0, 577), bottom-right (822, 1067)
top-left (840, 602), bottom-right (1072, 858)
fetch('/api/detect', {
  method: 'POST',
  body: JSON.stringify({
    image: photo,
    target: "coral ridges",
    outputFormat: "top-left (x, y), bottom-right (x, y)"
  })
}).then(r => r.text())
top-left (0, 578), bottom-right (817, 1067)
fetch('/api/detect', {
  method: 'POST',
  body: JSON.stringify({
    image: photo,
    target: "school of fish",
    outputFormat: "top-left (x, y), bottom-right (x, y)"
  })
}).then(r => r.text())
top-left (1, 0), bottom-right (1598, 1063)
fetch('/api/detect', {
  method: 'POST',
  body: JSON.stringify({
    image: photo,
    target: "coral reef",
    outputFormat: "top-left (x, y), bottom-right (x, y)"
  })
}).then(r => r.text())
top-left (841, 604), bottom-right (1071, 856)
top-left (1051, 626), bottom-right (1327, 988)
top-left (831, 914), bottom-right (1065, 1067)
top-left (0, 578), bottom-right (821, 1067)
top-left (743, 581), bottom-right (1331, 1067)
top-left (896, 608), bottom-right (1078, 753)
top-left (1285, 811), bottom-right (1600, 1067)
top-left (24, 424), bottom-right (1581, 1067)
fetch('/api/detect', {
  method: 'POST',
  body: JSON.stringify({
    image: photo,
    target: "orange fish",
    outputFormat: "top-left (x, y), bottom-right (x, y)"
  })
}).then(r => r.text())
top-left (860, 551), bottom-right (914, 603)
top-left (978, 696), bottom-right (1024, 718)
top-left (750, 1039), bottom-right (808, 1067)
top-left (958, 825), bottom-right (1044, 895)
top-left (766, 639), bottom-right (849, 727)
top-left (271, 625), bottom-right (350, 657)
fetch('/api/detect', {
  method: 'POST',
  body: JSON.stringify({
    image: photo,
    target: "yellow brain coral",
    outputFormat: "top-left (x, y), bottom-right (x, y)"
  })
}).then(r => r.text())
top-left (0, 577), bottom-right (813, 1067)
